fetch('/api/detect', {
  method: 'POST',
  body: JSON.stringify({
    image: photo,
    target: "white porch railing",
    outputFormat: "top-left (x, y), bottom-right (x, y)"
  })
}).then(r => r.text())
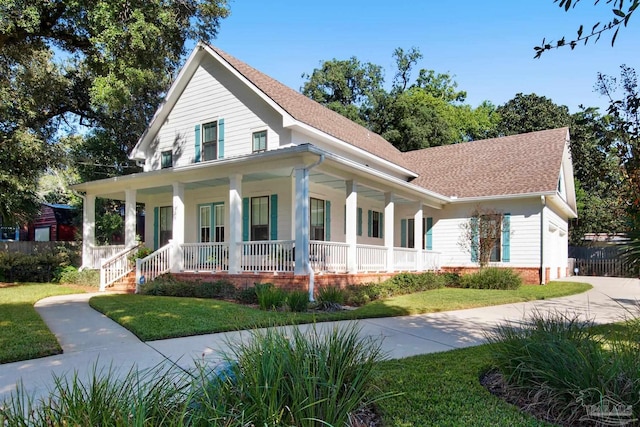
top-left (240, 240), bottom-right (294, 273)
top-left (310, 241), bottom-right (349, 273)
top-left (421, 250), bottom-right (441, 271)
top-left (182, 242), bottom-right (229, 272)
top-left (90, 244), bottom-right (126, 269)
top-left (394, 248), bottom-right (418, 271)
top-left (356, 244), bottom-right (387, 272)
top-left (136, 243), bottom-right (171, 287)
top-left (99, 245), bottom-right (140, 291)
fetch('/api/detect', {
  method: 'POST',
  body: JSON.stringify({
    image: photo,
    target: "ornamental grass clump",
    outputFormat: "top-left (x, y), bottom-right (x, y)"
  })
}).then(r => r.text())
top-left (191, 323), bottom-right (389, 426)
top-left (487, 309), bottom-right (640, 425)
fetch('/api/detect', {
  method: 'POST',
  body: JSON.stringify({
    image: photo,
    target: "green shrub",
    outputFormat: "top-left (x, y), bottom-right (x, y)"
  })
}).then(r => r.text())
top-left (0, 251), bottom-right (76, 283)
top-left (139, 274), bottom-right (236, 299)
top-left (342, 272), bottom-right (446, 306)
top-left (55, 266), bottom-right (100, 287)
top-left (127, 246), bottom-right (153, 263)
top-left (255, 283), bottom-right (287, 311)
top-left (441, 272), bottom-right (461, 287)
top-left (459, 267), bottom-right (522, 290)
top-left (286, 290), bottom-right (309, 312)
top-left (236, 286), bottom-right (258, 305)
top-left (487, 310), bottom-right (640, 425)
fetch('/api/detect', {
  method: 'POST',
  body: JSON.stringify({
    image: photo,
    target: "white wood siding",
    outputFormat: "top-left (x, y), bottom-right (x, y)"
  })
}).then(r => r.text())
top-left (544, 204), bottom-right (570, 279)
top-left (431, 199), bottom-right (543, 268)
top-left (146, 56), bottom-right (292, 171)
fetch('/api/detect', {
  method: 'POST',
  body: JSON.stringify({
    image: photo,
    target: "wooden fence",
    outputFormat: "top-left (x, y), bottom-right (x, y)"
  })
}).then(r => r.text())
top-left (568, 246), bottom-right (634, 278)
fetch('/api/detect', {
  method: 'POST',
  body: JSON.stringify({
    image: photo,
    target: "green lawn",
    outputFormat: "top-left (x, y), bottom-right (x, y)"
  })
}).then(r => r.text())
top-left (0, 284), bottom-right (85, 364)
top-left (90, 281), bottom-right (591, 341)
top-left (375, 345), bottom-right (552, 426)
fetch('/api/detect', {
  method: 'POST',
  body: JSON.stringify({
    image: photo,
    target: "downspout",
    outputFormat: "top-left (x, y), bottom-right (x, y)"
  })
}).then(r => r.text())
top-left (540, 195), bottom-right (546, 285)
top-left (302, 154), bottom-right (325, 302)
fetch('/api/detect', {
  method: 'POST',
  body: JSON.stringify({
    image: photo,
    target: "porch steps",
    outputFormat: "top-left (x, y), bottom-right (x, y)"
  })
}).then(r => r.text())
top-left (106, 271), bottom-right (137, 293)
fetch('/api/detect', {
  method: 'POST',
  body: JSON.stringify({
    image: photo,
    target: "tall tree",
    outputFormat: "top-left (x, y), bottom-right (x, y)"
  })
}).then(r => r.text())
top-left (0, 0), bottom-right (230, 222)
top-left (301, 47), bottom-right (499, 151)
top-left (301, 57), bottom-right (384, 126)
top-left (495, 93), bottom-right (571, 136)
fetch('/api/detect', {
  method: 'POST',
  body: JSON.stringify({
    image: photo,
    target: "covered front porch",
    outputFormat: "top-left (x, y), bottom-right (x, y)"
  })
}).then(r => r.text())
top-left (74, 146), bottom-right (447, 291)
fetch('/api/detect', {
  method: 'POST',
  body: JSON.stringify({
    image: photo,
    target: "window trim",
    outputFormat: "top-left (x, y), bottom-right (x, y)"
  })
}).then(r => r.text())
top-left (310, 197), bottom-right (325, 241)
top-left (202, 120), bottom-right (218, 161)
top-left (252, 129), bottom-right (267, 153)
top-left (161, 150), bottom-right (173, 169)
top-left (198, 202), bottom-right (225, 243)
top-left (250, 196), bottom-right (270, 241)
top-left (158, 206), bottom-right (173, 247)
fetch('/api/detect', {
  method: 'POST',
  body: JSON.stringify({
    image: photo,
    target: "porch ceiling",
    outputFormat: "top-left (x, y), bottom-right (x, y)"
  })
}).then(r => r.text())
top-left (309, 171), bottom-right (414, 204)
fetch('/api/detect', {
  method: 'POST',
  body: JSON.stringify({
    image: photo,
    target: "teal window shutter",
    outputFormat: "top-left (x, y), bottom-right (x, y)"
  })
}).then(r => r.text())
top-left (367, 210), bottom-right (372, 237)
top-left (470, 217), bottom-right (479, 262)
top-left (218, 119), bottom-right (225, 159)
top-left (242, 197), bottom-right (249, 241)
top-left (400, 219), bottom-right (407, 247)
top-left (325, 200), bottom-right (331, 241)
top-left (380, 212), bottom-right (384, 238)
top-left (426, 217), bottom-right (433, 250)
top-left (270, 194), bottom-right (278, 240)
top-left (357, 207), bottom-right (363, 236)
top-left (502, 213), bottom-right (511, 262)
top-left (153, 207), bottom-right (159, 250)
top-left (194, 124), bottom-right (201, 163)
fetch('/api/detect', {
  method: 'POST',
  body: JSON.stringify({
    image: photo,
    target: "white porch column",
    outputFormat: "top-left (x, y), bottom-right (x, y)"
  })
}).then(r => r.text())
top-left (414, 203), bottom-right (424, 271)
top-left (82, 193), bottom-right (96, 269)
top-left (384, 192), bottom-right (395, 273)
top-left (124, 188), bottom-right (137, 248)
top-left (228, 174), bottom-right (243, 274)
top-left (170, 182), bottom-right (185, 273)
top-left (346, 180), bottom-right (358, 273)
top-left (294, 167), bottom-right (310, 275)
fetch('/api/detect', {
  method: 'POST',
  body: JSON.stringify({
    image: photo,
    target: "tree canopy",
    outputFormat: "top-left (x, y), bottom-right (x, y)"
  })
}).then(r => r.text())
top-left (0, 0), bottom-right (230, 224)
top-left (301, 47), bottom-right (500, 151)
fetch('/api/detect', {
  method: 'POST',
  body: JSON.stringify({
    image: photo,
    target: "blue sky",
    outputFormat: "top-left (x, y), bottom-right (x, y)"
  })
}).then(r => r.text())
top-left (211, 0), bottom-right (640, 113)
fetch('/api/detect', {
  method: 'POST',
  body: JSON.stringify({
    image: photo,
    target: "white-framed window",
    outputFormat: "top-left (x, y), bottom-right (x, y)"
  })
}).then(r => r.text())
top-left (202, 121), bottom-right (218, 161)
top-left (199, 203), bottom-right (225, 242)
top-left (252, 130), bottom-right (267, 153)
top-left (480, 214), bottom-right (502, 262)
top-left (405, 218), bottom-right (429, 249)
top-left (251, 196), bottom-right (269, 241)
top-left (159, 206), bottom-right (173, 247)
top-left (161, 150), bottom-right (172, 169)
top-left (34, 227), bottom-right (50, 242)
top-left (310, 198), bottom-right (325, 241)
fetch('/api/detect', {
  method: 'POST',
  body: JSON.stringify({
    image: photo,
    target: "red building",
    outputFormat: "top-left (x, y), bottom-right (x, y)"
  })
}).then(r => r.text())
top-left (20, 204), bottom-right (78, 241)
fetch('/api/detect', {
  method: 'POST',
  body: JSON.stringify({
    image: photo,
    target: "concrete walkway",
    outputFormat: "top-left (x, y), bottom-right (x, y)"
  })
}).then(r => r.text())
top-left (1, 276), bottom-right (638, 402)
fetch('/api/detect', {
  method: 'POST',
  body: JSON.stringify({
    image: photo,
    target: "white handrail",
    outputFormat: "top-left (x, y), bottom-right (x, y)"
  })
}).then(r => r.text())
top-left (240, 240), bottom-right (294, 273)
top-left (394, 247), bottom-right (419, 271)
top-left (90, 244), bottom-right (126, 269)
top-left (99, 244), bottom-right (140, 291)
top-left (421, 250), bottom-right (442, 271)
top-left (181, 242), bottom-right (229, 272)
top-left (310, 241), bottom-right (349, 273)
top-left (136, 243), bottom-right (172, 290)
top-left (356, 244), bottom-right (387, 272)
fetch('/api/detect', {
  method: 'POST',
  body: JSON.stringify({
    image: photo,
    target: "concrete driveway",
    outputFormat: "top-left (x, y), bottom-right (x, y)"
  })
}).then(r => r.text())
top-left (0, 276), bottom-right (638, 402)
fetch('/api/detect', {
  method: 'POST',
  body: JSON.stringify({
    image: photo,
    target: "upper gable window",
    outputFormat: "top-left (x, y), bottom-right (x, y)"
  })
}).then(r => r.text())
top-left (202, 121), bottom-right (218, 161)
top-left (252, 130), bottom-right (267, 153)
top-left (161, 150), bottom-right (172, 169)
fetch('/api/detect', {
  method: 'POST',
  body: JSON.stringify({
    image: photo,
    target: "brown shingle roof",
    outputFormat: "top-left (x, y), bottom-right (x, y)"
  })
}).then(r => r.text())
top-left (403, 128), bottom-right (568, 198)
top-left (209, 45), bottom-right (412, 172)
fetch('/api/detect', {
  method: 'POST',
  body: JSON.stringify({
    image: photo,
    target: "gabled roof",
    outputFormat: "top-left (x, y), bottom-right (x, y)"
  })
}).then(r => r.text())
top-left (403, 128), bottom-right (570, 199)
top-left (208, 45), bottom-right (412, 171)
top-left (132, 43), bottom-right (412, 173)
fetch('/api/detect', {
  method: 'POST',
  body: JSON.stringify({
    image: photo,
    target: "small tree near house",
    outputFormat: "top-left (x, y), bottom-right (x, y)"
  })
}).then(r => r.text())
top-left (460, 207), bottom-right (508, 268)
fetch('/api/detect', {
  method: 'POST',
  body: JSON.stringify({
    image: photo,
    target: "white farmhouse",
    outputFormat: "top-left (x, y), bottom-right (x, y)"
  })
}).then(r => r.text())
top-left (73, 43), bottom-right (577, 292)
